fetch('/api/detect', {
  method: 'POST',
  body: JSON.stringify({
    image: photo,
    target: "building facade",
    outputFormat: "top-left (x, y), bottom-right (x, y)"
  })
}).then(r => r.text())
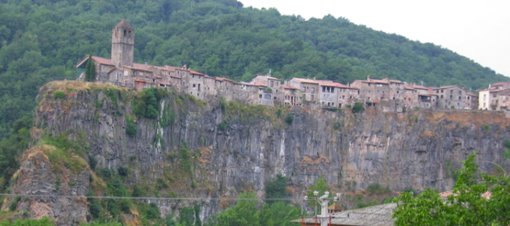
top-left (76, 20), bottom-right (494, 113)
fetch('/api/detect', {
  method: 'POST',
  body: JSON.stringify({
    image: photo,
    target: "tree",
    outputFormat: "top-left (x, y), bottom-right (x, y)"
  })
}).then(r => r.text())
top-left (306, 176), bottom-right (329, 207)
top-left (211, 192), bottom-right (261, 226)
top-left (393, 153), bottom-right (510, 226)
top-left (265, 174), bottom-right (290, 203)
top-left (85, 57), bottom-right (96, 82)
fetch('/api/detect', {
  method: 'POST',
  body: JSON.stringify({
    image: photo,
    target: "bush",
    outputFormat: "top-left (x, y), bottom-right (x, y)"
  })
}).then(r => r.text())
top-left (284, 113), bottom-right (293, 125)
top-left (133, 88), bottom-right (167, 119)
top-left (366, 183), bottom-right (391, 195)
top-left (352, 102), bottom-right (364, 113)
top-left (217, 120), bottom-right (228, 131)
top-left (125, 116), bottom-right (137, 137)
top-left (144, 203), bottom-right (161, 220)
top-left (53, 90), bottom-right (66, 99)
top-left (117, 167), bottom-right (128, 177)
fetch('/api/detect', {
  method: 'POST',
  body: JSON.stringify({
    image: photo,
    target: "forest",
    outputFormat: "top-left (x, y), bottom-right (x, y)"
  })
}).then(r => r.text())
top-left (0, 0), bottom-right (508, 207)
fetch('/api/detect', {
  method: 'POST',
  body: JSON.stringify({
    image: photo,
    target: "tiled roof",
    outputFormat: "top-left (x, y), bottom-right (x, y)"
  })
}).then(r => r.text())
top-left (319, 80), bottom-right (348, 88)
top-left (282, 85), bottom-right (299, 90)
top-left (291, 78), bottom-right (320, 84)
top-left (366, 78), bottom-right (390, 84)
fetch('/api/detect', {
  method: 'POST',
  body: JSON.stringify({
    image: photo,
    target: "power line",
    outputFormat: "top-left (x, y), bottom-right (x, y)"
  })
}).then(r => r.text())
top-left (0, 193), bottom-right (296, 201)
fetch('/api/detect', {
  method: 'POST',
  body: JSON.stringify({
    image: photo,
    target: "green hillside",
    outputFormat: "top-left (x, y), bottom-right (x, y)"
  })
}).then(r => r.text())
top-left (0, 0), bottom-right (508, 180)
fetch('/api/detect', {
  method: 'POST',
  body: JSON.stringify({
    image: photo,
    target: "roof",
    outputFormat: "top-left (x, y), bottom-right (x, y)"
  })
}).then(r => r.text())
top-left (76, 56), bottom-right (212, 78)
top-left (282, 85), bottom-right (299, 90)
top-left (491, 82), bottom-right (510, 87)
top-left (114, 19), bottom-right (133, 30)
top-left (319, 80), bottom-right (349, 88)
top-left (298, 203), bottom-right (396, 226)
top-left (362, 78), bottom-right (390, 85)
top-left (254, 74), bottom-right (281, 81)
top-left (291, 78), bottom-right (320, 85)
top-left (435, 85), bottom-right (460, 90)
top-left (412, 84), bottom-right (429, 90)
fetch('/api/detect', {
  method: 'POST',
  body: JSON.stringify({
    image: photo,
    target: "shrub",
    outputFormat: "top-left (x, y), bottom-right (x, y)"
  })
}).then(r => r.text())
top-left (85, 58), bottom-right (96, 82)
top-left (117, 167), bottom-right (128, 177)
top-left (133, 88), bottom-right (166, 119)
top-left (9, 196), bottom-right (20, 211)
top-left (481, 124), bottom-right (490, 131)
top-left (88, 155), bottom-right (97, 170)
top-left (53, 90), bottom-right (66, 99)
top-left (217, 120), bottom-right (228, 131)
top-left (333, 121), bottom-right (342, 130)
top-left (284, 113), bottom-right (293, 125)
top-left (125, 116), bottom-right (137, 137)
top-left (366, 183), bottom-right (391, 195)
top-left (144, 203), bottom-right (161, 220)
top-left (352, 102), bottom-right (364, 113)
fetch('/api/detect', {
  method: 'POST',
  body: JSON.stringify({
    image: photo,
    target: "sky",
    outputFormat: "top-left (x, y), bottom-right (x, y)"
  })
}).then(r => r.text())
top-left (238, 0), bottom-right (510, 77)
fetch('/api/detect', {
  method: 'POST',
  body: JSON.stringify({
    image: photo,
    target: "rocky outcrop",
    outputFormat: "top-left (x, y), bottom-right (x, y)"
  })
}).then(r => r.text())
top-left (8, 81), bottom-right (510, 224)
top-left (1, 145), bottom-right (90, 225)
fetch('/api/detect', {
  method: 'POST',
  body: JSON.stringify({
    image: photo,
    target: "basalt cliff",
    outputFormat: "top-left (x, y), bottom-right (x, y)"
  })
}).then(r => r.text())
top-left (3, 81), bottom-right (510, 225)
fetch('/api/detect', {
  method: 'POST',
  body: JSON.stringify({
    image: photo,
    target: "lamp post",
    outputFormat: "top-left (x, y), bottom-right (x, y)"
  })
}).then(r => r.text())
top-left (307, 190), bottom-right (342, 226)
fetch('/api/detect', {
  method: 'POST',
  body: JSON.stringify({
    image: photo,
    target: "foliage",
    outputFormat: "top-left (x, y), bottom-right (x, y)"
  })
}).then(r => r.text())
top-left (133, 88), bottom-right (166, 119)
top-left (178, 205), bottom-right (201, 226)
top-left (81, 221), bottom-right (122, 226)
top-left (40, 134), bottom-right (89, 173)
top-left (306, 176), bottom-right (330, 207)
top-left (366, 183), bottom-right (391, 195)
top-left (125, 115), bottom-right (137, 137)
top-left (352, 102), bottom-right (364, 113)
top-left (53, 90), bottom-right (66, 99)
top-left (284, 112), bottom-right (293, 125)
top-left (393, 153), bottom-right (510, 226)
top-left (0, 115), bottom-right (31, 190)
top-left (504, 140), bottom-right (510, 160)
top-left (265, 174), bottom-right (290, 203)
top-left (85, 58), bottom-right (96, 82)
top-left (259, 202), bottom-right (300, 226)
top-left (207, 192), bottom-right (300, 226)
top-left (217, 119), bottom-right (228, 132)
top-left (0, 217), bottom-right (54, 226)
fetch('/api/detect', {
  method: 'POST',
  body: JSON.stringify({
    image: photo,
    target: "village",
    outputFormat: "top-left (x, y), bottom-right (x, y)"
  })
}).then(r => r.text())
top-left (77, 20), bottom-right (510, 113)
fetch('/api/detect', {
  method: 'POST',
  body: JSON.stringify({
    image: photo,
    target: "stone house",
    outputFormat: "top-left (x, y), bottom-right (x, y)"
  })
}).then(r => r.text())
top-left (414, 85), bottom-right (438, 109)
top-left (281, 85), bottom-right (302, 106)
top-left (337, 85), bottom-right (360, 108)
top-left (249, 75), bottom-right (284, 104)
top-left (434, 86), bottom-right (472, 110)
top-left (318, 80), bottom-right (345, 108)
top-left (351, 78), bottom-right (391, 106)
top-left (77, 19), bottom-right (501, 113)
top-left (289, 78), bottom-right (320, 103)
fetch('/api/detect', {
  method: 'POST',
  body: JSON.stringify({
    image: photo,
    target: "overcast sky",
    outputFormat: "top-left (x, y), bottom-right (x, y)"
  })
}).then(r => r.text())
top-left (239, 0), bottom-right (510, 77)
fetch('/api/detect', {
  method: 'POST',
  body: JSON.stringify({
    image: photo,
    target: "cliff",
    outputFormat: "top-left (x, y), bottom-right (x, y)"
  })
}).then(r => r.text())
top-left (3, 81), bottom-right (510, 224)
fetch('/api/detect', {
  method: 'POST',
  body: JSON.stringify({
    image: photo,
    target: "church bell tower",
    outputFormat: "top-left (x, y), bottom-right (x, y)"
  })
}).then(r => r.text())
top-left (111, 19), bottom-right (134, 67)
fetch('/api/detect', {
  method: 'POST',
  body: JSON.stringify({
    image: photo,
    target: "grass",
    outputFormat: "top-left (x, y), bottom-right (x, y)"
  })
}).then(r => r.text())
top-left (38, 134), bottom-right (89, 173)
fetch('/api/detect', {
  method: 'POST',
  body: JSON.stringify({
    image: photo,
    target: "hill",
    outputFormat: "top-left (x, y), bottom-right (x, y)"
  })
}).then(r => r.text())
top-left (0, 0), bottom-right (508, 183)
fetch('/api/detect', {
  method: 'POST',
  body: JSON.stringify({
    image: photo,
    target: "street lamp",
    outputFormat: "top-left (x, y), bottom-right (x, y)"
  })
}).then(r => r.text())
top-left (308, 191), bottom-right (342, 226)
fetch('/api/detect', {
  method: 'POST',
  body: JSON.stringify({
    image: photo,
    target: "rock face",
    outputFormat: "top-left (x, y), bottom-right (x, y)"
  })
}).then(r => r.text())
top-left (10, 81), bottom-right (510, 223)
top-left (1, 145), bottom-right (90, 225)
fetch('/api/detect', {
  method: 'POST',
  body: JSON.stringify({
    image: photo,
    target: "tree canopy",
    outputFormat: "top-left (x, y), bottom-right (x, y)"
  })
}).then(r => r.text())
top-left (393, 153), bottom-right (510, 226)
